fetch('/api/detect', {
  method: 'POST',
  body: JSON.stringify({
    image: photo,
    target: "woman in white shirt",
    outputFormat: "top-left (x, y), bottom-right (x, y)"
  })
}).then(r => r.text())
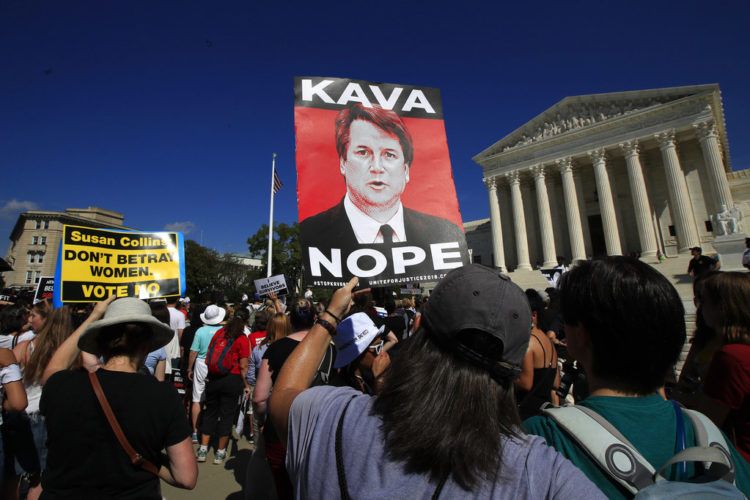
top-left (12, 306), bottom-right (75, 500)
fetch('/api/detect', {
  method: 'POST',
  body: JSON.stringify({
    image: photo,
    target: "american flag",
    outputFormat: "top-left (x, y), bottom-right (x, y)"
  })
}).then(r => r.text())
top-left (272, 170), bottom-right (283, 194)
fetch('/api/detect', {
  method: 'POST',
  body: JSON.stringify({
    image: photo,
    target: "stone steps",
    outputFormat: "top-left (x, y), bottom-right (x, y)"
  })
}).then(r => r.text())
top-left (505, 254), bottom-right (697, 376)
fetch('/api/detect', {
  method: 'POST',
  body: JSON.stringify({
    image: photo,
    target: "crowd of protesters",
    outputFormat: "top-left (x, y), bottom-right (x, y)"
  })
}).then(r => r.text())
top-left (0, 255), bottom-right (749, 498)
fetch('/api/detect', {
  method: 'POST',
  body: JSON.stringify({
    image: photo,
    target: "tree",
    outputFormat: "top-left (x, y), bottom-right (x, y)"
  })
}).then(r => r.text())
top-left (216, 253), bottom-right (264, 303)
top-left (184, 239), bottom-right (221, 301)
top-left (247, 222), bottom-right (302, 294)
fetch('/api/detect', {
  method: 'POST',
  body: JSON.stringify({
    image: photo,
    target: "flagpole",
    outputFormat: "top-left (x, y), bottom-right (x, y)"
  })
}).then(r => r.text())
top-left (267, 153), bottom-right (277, 278)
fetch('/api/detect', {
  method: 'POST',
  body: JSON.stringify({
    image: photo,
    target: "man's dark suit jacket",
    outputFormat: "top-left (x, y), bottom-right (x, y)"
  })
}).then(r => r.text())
top-left (300, 199), bottom-right (469, 282)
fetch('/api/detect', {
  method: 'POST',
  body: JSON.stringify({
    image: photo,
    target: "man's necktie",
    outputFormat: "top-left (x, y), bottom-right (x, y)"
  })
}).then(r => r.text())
top-left (380, 224), bottom-right (394, 244)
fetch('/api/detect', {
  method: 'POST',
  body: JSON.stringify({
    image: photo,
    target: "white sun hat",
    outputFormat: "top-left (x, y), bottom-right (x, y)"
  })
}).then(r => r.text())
top-left (200, 304), bottom-right (226, 325)
top-left (333, 312), bottom-right (386, 369)
top-left (77, 297), bottom-right (175, 356)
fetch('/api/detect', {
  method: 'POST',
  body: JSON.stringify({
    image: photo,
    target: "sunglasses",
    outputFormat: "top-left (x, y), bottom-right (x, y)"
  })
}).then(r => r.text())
top-left (368, 340), bottom-right (384, 356)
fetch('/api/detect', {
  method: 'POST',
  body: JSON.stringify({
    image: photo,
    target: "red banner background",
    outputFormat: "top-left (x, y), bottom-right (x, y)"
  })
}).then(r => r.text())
top-left (295, 107), bottom-right (464, 230)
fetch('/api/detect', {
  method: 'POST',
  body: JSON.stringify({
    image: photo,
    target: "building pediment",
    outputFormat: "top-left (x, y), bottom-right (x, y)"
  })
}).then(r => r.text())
top-left (475, 84), bottom-right (723, 161)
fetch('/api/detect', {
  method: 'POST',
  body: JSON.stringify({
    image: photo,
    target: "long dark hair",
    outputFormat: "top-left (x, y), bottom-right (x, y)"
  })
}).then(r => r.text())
top-left (0, 305), bottom-right (28, 335)
top-left (224, 308), bottom-right (250, 341)
top-left (372, 328), bottom-right (520, 490)
top-left (559, 257), bottom-right (685, 394)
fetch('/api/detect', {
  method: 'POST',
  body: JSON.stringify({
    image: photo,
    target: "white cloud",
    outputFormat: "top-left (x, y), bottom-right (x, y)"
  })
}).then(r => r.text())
top-left (0, 199), bottom-right (40, 219)
top-left (164, 221), bottom-right (196, 235)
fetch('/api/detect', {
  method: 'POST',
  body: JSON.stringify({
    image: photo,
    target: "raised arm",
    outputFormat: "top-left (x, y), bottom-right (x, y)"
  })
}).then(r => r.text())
top-left (41, 296), bottom-right (115, 385)
top-left (268, 292), bottom-right (285, 314)
top-left (269, 277), bottom-right (358, 445)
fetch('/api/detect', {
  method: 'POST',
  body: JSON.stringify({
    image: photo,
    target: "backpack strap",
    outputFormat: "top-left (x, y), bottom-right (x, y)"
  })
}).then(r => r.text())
top-left (319, 344), bottom-right (333, 384)
top-left (654, 446), bottom-right (734, 483)
top-left (542, 406), bottom-right (655, 495)
top-left (682, 408), bottom-right (736, 483)
top-left (215, 335), bottom-right (235, 374)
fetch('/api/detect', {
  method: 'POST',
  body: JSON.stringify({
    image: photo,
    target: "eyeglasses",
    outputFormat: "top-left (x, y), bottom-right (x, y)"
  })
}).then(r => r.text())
top-left (368, 340), bottom-right (384, 356)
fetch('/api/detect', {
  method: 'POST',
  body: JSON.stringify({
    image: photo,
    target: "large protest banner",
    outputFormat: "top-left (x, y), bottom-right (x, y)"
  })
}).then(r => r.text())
top-left (295, 76), bottom-right (469, 287)
top-left (54, 225), bottom-right (185, 304)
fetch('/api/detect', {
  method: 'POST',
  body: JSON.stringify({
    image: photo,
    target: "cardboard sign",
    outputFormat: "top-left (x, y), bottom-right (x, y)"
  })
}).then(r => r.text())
top-left (54, 225), bottom-right (185, 304)
top-left (295, 76), bottom-right (470, 288)
top-left (34, 276), bottom-right (55, 304)
top-left (254, 274), bottom-right (288, 298)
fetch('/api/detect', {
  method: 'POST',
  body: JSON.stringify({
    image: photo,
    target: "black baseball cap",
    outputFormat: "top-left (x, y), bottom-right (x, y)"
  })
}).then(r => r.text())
top-left (422, 264), bottom-right (532, 381)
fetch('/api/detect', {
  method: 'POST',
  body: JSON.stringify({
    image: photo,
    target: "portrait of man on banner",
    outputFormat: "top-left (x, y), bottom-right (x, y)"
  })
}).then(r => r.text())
top-left (295, 77), bottom-right (470, 287)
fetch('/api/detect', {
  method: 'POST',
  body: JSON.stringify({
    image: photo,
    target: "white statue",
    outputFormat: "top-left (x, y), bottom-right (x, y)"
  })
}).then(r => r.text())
top-left (730, 204), bottom-right (744, 233)
top-left (715, 203), bottom-right (740, 236)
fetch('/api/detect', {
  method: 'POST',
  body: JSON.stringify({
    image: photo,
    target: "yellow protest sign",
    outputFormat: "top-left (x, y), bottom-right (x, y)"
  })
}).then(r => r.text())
top-left (55, 225), bottom-right (185, 303)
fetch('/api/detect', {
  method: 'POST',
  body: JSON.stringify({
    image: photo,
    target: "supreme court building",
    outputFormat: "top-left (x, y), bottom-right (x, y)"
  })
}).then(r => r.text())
top-left (472, 84), bottom-right (748, 272)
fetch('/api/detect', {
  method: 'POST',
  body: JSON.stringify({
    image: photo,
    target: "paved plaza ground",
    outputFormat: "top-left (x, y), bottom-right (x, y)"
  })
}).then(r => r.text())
top-left (162, 434), bottom-right (276, 500)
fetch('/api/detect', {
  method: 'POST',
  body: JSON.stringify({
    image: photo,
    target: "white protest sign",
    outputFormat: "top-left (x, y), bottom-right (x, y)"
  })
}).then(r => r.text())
top-left (400, 282), bottom-right (421, 295)
top-left (254, 274), bottom-right (288, 297)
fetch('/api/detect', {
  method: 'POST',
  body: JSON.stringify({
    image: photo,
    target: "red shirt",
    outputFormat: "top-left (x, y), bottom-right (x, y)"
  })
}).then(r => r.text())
top-left (249, 330), bottom-right (267, 351)
top-left (704, 343), bottom-right (750, 462)
top-left (227, 334), bottom-right (250, 376)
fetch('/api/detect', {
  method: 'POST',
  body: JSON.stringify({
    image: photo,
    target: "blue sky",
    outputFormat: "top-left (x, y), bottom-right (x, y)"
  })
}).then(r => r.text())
top-left (2, 1), bottom-right (749, 254)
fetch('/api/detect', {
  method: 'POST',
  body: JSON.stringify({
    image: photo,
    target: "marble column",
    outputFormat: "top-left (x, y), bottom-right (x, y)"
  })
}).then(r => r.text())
top-left (556, 158), bottom-right (586, 261)
top-left (694, 120), bottom-right (734, 213)
top-left (655, 130), bottom-right (700, 252)
top-left (588, 149), bottom-right (622, 255)
top-left (620, 140), bottom-right (658, 258)
top-left (574, 168), bottom-right (592, 255)
top-left (507, 171), bottom-right (532, 270)
top-left (484, 177), bottom-right (506, 271)
top-left (531, 165), bottom-right (557, 267)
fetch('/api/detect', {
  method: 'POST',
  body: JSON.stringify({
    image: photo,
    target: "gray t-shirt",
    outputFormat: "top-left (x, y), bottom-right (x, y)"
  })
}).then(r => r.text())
top-left (287, 386), bottom-right (605, 499)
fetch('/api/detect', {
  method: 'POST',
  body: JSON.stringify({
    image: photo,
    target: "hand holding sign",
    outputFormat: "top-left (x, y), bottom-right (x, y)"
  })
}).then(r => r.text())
top-left (328, 277), bottom-right (360, 320)
top-left (254, 275), bottom-right (288, 298)
top-left (295, 76), bottom-right (470, 288)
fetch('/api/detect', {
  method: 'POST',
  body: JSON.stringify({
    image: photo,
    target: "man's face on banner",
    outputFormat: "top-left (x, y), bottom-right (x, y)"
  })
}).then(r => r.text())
top-left (340, 119), bottom-right (410, 214)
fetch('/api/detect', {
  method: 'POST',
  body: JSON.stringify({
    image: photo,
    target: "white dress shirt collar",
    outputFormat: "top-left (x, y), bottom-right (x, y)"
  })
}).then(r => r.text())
top-left (343, 194), bottom-right (406, 244)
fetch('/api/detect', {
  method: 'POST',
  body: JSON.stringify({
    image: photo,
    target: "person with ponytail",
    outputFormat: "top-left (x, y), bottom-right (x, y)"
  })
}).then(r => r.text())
top-left (196, 308), bottom-right (250, 465)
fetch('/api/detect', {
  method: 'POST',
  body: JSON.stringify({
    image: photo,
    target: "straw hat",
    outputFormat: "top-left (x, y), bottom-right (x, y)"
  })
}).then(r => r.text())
top-left (77, 297), bottom-right (175, 355)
